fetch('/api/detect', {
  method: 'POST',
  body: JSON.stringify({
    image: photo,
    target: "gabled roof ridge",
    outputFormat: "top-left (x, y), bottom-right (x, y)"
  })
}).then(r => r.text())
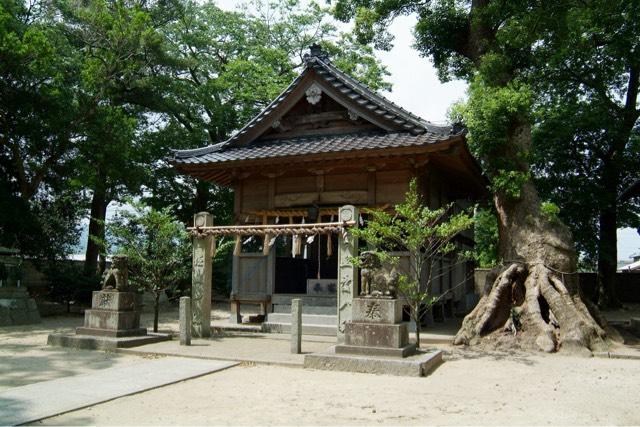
top-left (172, 50), bottom-right (457, 161)
top-left (313, 58), bottom-right (452, 135)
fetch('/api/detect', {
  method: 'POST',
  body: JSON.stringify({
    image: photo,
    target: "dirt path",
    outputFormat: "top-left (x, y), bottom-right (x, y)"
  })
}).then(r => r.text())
top-left (34, 351), bottom-right (640, 426)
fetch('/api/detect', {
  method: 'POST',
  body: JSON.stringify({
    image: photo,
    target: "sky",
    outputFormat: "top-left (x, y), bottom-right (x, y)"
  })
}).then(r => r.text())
top-left (90, 1), bottom-right (640, 262)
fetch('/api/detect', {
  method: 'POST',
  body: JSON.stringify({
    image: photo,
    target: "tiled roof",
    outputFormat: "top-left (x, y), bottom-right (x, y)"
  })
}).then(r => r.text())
top-left (173, 131), bottom-right (451, 165)
top-left (171, 46), bottom-right (461, 164)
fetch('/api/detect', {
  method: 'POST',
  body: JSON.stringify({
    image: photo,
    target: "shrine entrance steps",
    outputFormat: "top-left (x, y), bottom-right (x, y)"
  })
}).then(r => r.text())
top-left (263, 294), bottom-right (337, 336)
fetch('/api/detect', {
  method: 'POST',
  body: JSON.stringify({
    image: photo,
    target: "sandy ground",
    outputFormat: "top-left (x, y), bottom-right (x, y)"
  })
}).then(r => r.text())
top-left (32, 350), bottom-right (640, 426)
top-left (3, 302), bottom-right (640, 425)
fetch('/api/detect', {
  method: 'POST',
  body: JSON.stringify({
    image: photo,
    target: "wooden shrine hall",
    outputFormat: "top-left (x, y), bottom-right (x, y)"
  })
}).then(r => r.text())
top-left (171, 45), bottom-right (485, 335)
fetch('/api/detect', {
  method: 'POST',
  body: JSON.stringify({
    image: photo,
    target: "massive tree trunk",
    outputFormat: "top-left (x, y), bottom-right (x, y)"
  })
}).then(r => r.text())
top-left (454, 124), bottom-right (610, 354)
top-left (84, 177), bottom-right (109, 276)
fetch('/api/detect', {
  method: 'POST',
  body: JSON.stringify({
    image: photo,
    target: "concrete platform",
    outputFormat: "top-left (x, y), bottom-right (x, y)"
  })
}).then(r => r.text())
top-left (118, 332), bottom-right (335, 367)
top-left (47, 332), bottom-right (171, 351)
top-left (0, 357), bottom-right (237, 426)
top-left (304, 346), bottom-right (443, 377)
top-left (262, 321), bottom-right (336, 336)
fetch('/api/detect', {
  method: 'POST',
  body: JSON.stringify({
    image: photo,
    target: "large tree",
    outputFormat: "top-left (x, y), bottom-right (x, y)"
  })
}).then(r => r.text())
top-left (335, 0), bottom-right (613, 353)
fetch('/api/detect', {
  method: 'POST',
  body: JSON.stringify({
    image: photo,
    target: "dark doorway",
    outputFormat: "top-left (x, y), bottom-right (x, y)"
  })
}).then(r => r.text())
top-left (274, 232), bottom-right (338, 294)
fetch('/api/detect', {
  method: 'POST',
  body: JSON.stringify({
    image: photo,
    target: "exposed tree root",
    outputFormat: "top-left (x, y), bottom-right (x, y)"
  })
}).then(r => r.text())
top-left (454, 263), bottom-right (609, 354)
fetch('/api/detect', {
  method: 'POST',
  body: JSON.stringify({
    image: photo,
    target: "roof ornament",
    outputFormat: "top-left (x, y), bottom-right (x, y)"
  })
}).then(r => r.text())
top-left (451, 122), bottom-right (467, 135)
top-left (303, 43), bottom-right (330, 64)
top-left (306, 83), bottom-right (323, 105)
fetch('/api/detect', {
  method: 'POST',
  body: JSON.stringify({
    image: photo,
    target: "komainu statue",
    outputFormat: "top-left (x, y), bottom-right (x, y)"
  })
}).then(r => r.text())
top-left (101, 255), bottom-right (129, 292)
top-left (359, 251), bottom-right (399, 298)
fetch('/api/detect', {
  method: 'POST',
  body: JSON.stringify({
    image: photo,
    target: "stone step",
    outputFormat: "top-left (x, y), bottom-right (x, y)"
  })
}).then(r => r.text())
top-left (263, 322), bottom-right (336, 337)
top-left (272, 304), bottom-right (336, 315)
top-left (267, 313), bottom-right (337, 326)
top-left (271, 294), bottom-right (336, 307)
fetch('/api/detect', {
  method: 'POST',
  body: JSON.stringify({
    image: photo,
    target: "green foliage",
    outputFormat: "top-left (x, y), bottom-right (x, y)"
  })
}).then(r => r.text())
top-left (350, 179), bottom-right (472, 343)
top-left (490, 170), bottom-right (531, 200)
top-left (106, 200), bottom-right (191, 297)
top-left (530, 0), bottom-right (640, 268)
top-left (212, 238), bottom-right (235, 295)
top-left (540, 202), bottom-right (561, 224)
top-left (470, 206), bottom-right (499, 268)
top-left (0, 263), bottom-right (7, 281)
top-left (46, 263), bottom-right (101, 307)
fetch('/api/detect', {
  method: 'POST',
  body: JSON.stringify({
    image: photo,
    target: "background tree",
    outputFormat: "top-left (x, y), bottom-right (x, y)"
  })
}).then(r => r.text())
top-left (56, 0), bottom-right (177, 275)
top-left (107, 201), bottom-right (190, 332)
top-left (0, 0), bottom-right (85, 259)
top-left (351, 180), bottom-right (473, 347)
top-left (531, 0), bottom-right (640, 308)
top-left (334, 0), bottom-right (611, 353)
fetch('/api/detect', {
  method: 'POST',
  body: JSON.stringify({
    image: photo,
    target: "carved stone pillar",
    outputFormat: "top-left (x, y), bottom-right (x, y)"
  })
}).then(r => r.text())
top-left (337, 205), bottom-right (359, 341)
top-left (192, 212), bottom-right (213, 338)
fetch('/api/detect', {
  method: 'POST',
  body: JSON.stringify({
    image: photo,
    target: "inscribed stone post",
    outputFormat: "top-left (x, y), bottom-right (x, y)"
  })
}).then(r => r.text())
top-left (179, 297), bottom-right (192, 345)
top-left (291, 298), bottom-right (302, 354)
top-left (191, 212), bottom-right (213, 338)
top-left (337, 205), bottom-right (359, 341)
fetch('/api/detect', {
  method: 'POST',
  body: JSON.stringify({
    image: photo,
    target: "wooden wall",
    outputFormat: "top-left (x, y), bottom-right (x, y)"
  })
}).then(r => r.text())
top-left (237, 168), bottom-right (413, 216)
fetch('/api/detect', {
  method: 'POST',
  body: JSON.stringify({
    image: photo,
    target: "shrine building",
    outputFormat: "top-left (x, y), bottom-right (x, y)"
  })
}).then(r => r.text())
top-left (171, 45), bottom-right (485, 334)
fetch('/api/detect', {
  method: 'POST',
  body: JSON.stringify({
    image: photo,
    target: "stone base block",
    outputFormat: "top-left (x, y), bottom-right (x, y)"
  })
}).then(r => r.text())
top-left (76, 327), bottom-right (147, 338)
top-left (335, 343), bottom-right (417, 358)
top-left (47, 332), bottom-right (170, 351)
top-left (83, 309), bottom-right (140, 330)
top-left (91, 291), bottom-right (138, 311)
top-left (304, 347), bottom-right (443, 377)
top-left (344, 322), bottom-right (408, 348)
top-left (352, 298), bottom-right (402, 323)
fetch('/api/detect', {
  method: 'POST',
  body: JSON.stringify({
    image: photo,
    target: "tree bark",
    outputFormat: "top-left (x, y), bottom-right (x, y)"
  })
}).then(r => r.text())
top-left (84, 176), bottom-right (109, 276)
top-left (193, 181), bottom-right (209, 213)
top-left (154, 292), bottom-right (160, 333)
top-left (454, 124), bottom-right (609, 354)
top-left (597, 192), bottom-right (620, 309)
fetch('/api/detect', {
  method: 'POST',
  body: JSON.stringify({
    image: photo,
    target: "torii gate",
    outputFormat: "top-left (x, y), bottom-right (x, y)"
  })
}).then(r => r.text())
top-left (188, 205), bottom-right (359, 340)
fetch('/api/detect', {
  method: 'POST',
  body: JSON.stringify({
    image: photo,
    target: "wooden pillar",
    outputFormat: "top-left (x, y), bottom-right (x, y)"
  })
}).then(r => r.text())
top-left (191, 212), bottom-right (213, 338)
top-left (337, 205), bottom-right (359, 342)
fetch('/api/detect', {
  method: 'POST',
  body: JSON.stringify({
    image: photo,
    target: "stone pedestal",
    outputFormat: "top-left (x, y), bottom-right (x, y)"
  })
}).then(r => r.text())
top-left (0, 287), bottom-right (41, 326)
top-left (305, 298), bottom-right (443, 377)
top-left (335, 298), bottom-right (416, 358)
top-left (76, 291), bottom-right (146, 337)
top-left (48, 290), bottom-right (170, 350)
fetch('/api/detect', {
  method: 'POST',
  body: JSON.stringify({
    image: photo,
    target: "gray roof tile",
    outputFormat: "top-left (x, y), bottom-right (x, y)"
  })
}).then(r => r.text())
top-left (173, 131), bottom-right (448, 165)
